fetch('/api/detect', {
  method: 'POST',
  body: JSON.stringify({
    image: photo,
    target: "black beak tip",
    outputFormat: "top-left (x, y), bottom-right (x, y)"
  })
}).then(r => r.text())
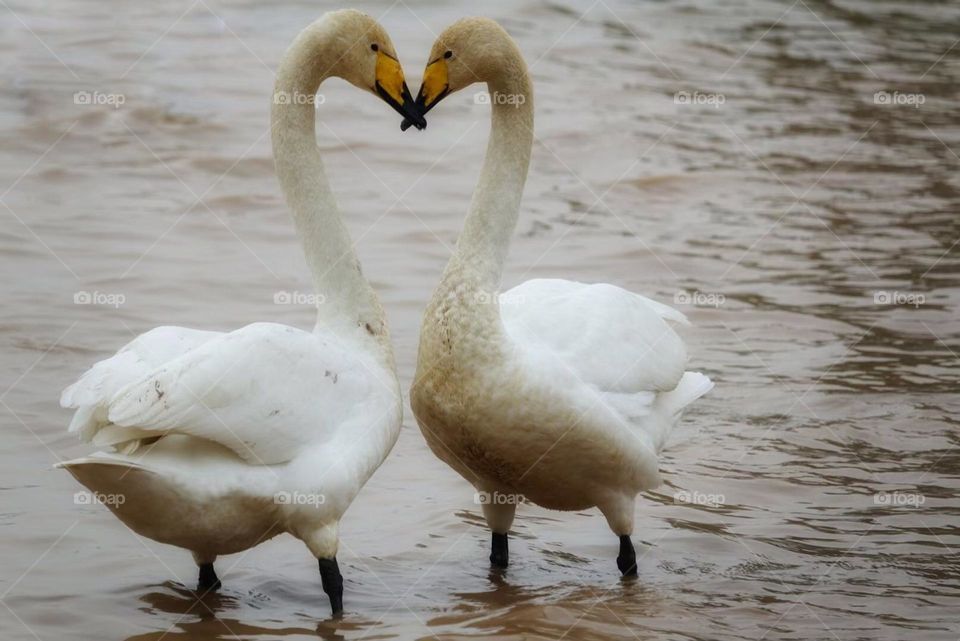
top-left (377, 81), bottom-right (426, 132)
top-left (401, 117), bottom-right (426, 132)
top-left (399, 83), bottom-right (426, 131)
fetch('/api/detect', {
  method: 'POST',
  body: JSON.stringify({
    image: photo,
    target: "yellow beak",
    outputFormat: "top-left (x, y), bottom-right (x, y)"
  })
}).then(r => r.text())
top-left (401, 57), bottom-right (450, 131)
top-left (375, 51), bottom-right (425, 130)
top-left (418, 58), bottom-right (450, 111)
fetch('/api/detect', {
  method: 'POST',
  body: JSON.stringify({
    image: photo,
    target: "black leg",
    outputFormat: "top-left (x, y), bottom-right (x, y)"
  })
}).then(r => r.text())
top-left (490, 532), bottom-right (509, 568)
top-left (197, 563), bottom-right (221, 592)
top-left (318, 557), bottom-right (344, 615)
top-left (617, 535), bottom-right (637, 576)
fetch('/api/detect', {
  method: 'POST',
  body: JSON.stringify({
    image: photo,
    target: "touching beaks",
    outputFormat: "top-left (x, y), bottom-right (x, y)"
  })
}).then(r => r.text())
top-left (401, 57), bottom-right (450, 132)
top-left (374, 50), bottom-right (426, 130)
top-left (400, 85), bottom-right (448, 132)
top-left (378, 80), bottom-right (426, 130)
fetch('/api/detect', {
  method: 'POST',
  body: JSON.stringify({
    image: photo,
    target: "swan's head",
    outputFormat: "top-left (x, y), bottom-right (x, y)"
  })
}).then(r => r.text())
top-left (322, 10), bottom-right (426, 129)
top-left (402, 17), bottom-right (525, 131)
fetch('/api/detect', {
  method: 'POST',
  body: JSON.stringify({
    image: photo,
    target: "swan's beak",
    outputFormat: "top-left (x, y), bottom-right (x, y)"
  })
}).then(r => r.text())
top-left (401, 58), bottom-right (449, 132)
top-left (377, 81), bottom-right (425, 130)
top-left (374, 51), bottom-right (426, 130)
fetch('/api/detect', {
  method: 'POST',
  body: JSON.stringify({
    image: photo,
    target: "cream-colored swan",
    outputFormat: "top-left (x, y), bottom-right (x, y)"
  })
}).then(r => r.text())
top-left (57, 10), bottom-right (423, 615)
top-left (407, 18), bottom-right (713, 575)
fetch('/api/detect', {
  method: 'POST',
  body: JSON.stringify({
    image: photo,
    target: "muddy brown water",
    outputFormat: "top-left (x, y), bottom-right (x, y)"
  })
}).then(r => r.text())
top-left (1, 0), bottom-right (958, 639)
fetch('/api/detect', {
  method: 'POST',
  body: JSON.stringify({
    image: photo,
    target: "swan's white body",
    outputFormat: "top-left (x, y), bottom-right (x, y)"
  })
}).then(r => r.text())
top-left (58, 11), bottom-right (403, 568)
top-left (59, 322), bottom-right (399, 560)
top-left (410, 19), bottom-right (712, 539)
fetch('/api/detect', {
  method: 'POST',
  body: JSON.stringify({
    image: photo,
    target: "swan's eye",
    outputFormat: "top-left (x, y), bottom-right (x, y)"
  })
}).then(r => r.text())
top-left (443, 50), bottom-right (453, 59)
top-left (370, 43), bottom-right (379, 52)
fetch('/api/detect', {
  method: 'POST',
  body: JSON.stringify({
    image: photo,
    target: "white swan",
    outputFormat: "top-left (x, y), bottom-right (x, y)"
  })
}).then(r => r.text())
top-left (407, 18), bottom-right (713, 575)
top-left (57, 10), bottom-right (424, 614)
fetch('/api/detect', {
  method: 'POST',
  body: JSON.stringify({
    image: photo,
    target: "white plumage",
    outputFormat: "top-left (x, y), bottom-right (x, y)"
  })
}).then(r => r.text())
top-left (501, 278), bottom-right (689, 394)
top-left (67, 323), bottom-right (389, 465)
top-left (58, 322), bottom-right (400, 551)
top-left (409, 18), bottom-right (713, 573)
top-left (57, 10), bottom-right (412, 612)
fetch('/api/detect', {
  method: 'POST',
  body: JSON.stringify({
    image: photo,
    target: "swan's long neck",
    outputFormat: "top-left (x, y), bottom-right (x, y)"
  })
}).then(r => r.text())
top-left (445, 61), bottom-right (534, 292)
top-left (414, 36), bottom-right (533, 386)
top-left (271, 24), bottom-right (385, 339)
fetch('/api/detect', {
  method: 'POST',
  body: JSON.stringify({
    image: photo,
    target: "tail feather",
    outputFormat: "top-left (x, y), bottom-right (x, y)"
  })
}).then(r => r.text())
top-left (60, 351), bottom-right (140, 409)
top-left (91, 424), bottom-right (153, 449)
top-left (66, 404), bottom-right (101, 439)
top-left (55, 456), bottom-right (178, 544)
top-left (54, 452), bottom-right (150, 477)
top-left (656, 371), bottom-right (713, 418)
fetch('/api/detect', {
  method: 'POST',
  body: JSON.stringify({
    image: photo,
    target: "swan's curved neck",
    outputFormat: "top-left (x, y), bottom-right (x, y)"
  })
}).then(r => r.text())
top-left (446, 62), bottom-right (534, 291)
top-left (271, 25), bottom-right (384, 338)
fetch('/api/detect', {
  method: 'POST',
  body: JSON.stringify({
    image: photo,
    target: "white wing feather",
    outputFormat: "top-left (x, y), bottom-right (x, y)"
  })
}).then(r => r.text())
top-left (500, 279), bottom-right (689, 395)
top-left (60, 326), bottom-right (221, 441)
top-left (63, 322), bottom-right (394, 465)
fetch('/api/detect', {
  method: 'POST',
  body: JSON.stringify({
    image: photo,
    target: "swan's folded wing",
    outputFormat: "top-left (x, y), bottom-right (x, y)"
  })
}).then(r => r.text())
top-left (60, 326), bottom-right (222, 441)
top-left (500, 279), bottom-right (689, 395)
top-left (102, 322), bottom-right (394, 465)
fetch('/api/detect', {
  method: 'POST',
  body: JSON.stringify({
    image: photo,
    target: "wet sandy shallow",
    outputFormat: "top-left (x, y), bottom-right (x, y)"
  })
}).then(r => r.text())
top-left (1, 0), bottom-right (959, 639)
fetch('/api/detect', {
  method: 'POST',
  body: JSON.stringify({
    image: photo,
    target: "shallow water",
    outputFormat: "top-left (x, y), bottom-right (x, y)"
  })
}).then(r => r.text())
top-left (1, 0), bottom-right (958, 639)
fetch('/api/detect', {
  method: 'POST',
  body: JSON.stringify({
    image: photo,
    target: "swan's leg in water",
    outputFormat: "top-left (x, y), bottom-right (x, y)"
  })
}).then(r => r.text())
top-left (318, 557), bottom-right (343, 614)
top-left (197, 563), bottom-right (221, 591)
top-left (481, 492), bottom-right (517, 568)
top-left (304, 522), bottom-right (343, 614)
top-left (192, 551), bottom-right (221, 591)
top-left (491, 532), bottom-right (509, 568)
top-left (599, 494), bottom-right (637, 576)
top-left (617, 535), bottom-right (637, 576)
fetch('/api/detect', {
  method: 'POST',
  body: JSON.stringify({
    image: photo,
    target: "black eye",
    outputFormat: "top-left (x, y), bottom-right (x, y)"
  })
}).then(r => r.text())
top-left (443, 50), bottom-right (453, 59)
top-left (370, 43), bottom-right (379, 52)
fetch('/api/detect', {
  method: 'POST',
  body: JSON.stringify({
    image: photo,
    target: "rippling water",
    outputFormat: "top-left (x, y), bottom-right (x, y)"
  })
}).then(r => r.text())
top-left (2, 0), bottom-right (958, 639)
